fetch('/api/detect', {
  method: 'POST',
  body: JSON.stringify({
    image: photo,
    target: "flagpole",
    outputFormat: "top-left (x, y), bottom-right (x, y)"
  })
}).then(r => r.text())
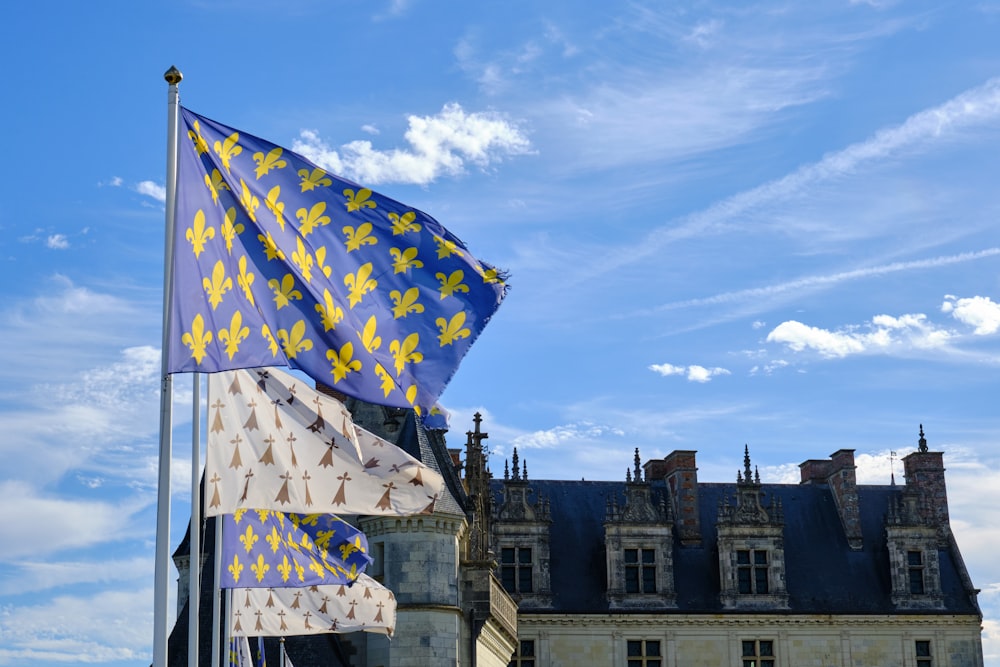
top-left (154, 64), bottom-right (183, 667)
top-left (189, 373), bottom-right (201, 667)
top-left (223, 589), bottom-right (233, 667)
top-left (211, 516), bottom-right (222, 667)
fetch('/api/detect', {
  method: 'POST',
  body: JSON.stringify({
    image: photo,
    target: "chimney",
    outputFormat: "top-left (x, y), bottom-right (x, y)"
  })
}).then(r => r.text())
top-left (660, 450), bottom-right (701, 546)
top-left (799, 449), bottom-right (862, 550)
top-left (902, 425), bottom-right (949, 538)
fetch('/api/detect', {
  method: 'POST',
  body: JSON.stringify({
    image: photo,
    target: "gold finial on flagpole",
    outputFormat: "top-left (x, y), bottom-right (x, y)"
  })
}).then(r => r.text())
top-left (164, 65), bottom-right (183, 85)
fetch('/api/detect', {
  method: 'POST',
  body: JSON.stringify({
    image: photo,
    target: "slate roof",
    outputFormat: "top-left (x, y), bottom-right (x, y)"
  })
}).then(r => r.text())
top-left (492, 478), bottom-right (981, 616)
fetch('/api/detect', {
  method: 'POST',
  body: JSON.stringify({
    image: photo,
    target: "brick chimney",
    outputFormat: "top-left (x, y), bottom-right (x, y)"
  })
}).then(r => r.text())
top-left (800, 449), bottom-right (862, 550)
top-left (650, 451), bottom-right (701, 546)
top-left (902, 425), bottom-right (949, 540)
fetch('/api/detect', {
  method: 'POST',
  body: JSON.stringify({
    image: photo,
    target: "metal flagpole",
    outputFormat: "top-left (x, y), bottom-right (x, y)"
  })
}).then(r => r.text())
top-left (211, 516), bottom-right (222, 667)
top-left (189, 373), bottom-right (201, 667)
top-left (223, 589), bottom-right (234, 667)
top-left (154, 64), bottom-right (183, 667)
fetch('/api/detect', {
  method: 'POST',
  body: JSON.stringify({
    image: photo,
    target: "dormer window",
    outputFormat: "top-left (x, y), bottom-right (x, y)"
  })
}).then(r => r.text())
top-left (500, 546), bottom-right (533, 594)
top-left (624, 548), bottom-right (656, 594)
top-left (737, 549), bottom-right (769, 595)
top-left (908, 550), bottom-right (925, 595)
top-left (715, 447), bottom-right (788, 609)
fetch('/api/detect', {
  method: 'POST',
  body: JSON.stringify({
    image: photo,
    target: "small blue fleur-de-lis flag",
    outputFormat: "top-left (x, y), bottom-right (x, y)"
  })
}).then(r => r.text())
top-left (169, 107), bottom-right (508, 417)
top-left (220, 510), bottom-right (371, 589)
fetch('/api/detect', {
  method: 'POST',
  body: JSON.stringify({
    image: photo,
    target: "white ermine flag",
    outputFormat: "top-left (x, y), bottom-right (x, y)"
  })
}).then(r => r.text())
top-left (229, 573), bottom-right (396, 637)
top-left (206, 367), bottom-right (445, 516)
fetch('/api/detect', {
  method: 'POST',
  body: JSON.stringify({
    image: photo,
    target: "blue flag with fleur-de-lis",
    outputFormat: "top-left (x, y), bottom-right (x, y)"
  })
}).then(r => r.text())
top-left (220, 510), bottom-right (372, 589)
top-left (169, 108), bottom-right (508, 418)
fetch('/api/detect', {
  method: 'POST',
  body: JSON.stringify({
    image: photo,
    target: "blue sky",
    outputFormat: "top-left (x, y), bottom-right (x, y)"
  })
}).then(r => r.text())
top-left (2, 0), bottom-right (1000, 664)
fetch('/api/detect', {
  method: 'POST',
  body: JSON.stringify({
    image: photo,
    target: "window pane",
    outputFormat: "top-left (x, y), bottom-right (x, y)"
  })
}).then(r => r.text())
top-left (915, 640), bottom-right (931, 657)
top-left (627, 640), bottom-right (642, 656)
top-left (646, 641), bottom-right (661, 656)
top-left (626, 568), bottom-right (639, 593)
top-left (520, 640), bottom-right (535, 656)
top-left (737, 550), bottom-right (751, 565)
top-left (519, 548), bottom-right (532, 564)
top-left (642, 567), bottom-right (656, 593)
top-left (909, 569), bottom-right (925, 595)
top-left (628, 661), bottom-right (642, 667)
top-left (755, 568), bottom-right (769, 594)
top-left (742, 641), bottom-right (756, 656)
top-left (642, 549), bottom-right (655, 564)
top-left (759, 640), bottom-right (773, 656)
top-left (501, 567), bottom-right (515, 591)
top-left (738, 568), bottom-right (752, 594)
top-left (625, 549), bottom-right (638, 563)
top-left (908, 550), bottom-right (923, 566)
top-left (754, 550), bottom-right (768, 565)
top-left (519, 567), bottom-right (533, 593)
top-left (501, 548), bottom-right (515, 564)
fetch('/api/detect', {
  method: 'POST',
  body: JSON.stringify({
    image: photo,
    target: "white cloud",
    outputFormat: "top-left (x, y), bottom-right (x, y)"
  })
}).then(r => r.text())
top-left (0, 586), bottom-right (152, 663)
top-left (943, 295), bottom-right (1000, 335)
top-left (0, 481), bottom-right (144, 560)
top-left (46, 234), bottom-right (69, 250)
top-left (748, 359), bottom-right (789, 376)
top-left (292, 103), bottom-right (532, 185)
top-left (649, 362), bottom-right (731, 382)
top-left (568, 78), bottom-right (1000, 290)
top-left (511, 421), bottom-right (626, 450)
top-left (632, 248), bottom-right (1000, 318)
top-left (135, 180), bottom-right (166, 203)
top-left (766, 312), bottom-right (953, 358)
top-left (683, 19), bottom-right (723, 48)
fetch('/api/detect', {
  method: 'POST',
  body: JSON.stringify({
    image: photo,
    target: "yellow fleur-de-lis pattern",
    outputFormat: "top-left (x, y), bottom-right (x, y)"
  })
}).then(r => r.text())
top-left (221, 511), bottom-right (371, 589)
top-left (169, 107), bottom-right (508, 418)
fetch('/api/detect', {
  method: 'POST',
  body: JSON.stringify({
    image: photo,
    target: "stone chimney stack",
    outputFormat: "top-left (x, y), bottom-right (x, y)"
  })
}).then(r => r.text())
top-left (649, 451), bottom-right (701, 546)
top-left (799, 449), bottom-right (862, 550)
top-left (902, 425), bottom-right (950, 540)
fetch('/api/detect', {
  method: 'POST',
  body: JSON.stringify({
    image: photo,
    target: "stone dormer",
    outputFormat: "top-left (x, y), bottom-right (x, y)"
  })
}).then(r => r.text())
top-left (717, 446), bottom-right (789, 610)
top-left (886, 425), bottom-right (946, 610)
top-left (799, 449), bottom-right (863, 550)
top-left (493, 447), bottom-right (552, 609)
top-left (605, 449), bottom-right (676, 609)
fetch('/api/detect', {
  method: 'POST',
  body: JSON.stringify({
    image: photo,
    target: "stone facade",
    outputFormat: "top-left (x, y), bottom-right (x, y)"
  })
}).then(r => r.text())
top-left (170, 413), bottom-right (983, 667)
top-left (514, 614), bottom-right (983, 667)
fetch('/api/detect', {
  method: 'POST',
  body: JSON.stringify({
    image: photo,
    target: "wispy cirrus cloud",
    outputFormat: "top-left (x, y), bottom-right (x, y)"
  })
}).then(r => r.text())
top-left (628, 248), bottom-right (1000, 318)
top-left (563, 77), bottom-right (1000, 287)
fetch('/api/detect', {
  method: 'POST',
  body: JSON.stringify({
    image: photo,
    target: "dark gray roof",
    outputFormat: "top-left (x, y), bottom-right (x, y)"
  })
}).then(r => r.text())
top-left (492, 479), bottom-right (981, 616)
